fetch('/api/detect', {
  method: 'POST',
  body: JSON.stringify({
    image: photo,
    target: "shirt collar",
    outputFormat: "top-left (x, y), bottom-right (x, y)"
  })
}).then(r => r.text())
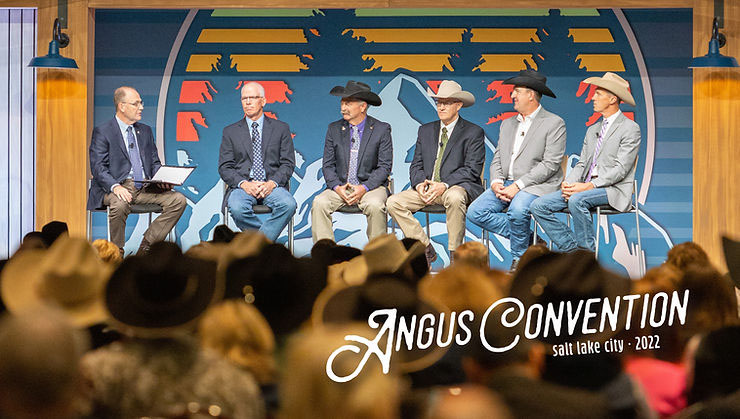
top-left (351, 116), bottom-right (367, 133)
top-left (441, 116), bottom-right (459, 133)
top-left (516, 104), bottom-right (542, 123)
top-left (246, 113), bottom-right (265, 128)
top-left (603, 110), bottom-right (622, 126)
top-left (115, 115), bottom-right (133, 133)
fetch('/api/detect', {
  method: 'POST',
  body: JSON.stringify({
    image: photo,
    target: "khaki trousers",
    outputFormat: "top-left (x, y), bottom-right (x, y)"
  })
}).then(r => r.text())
top-left (386, 185), bottom-right (468, 250)
top-left (103, 179), bottom-right (187, 248)
top-left (311, 187), bottom-right (388, 242)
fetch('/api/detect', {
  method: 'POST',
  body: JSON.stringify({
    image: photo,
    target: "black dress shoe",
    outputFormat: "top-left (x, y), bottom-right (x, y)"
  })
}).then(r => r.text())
top-left (425, 243), bottom-right (438, 267)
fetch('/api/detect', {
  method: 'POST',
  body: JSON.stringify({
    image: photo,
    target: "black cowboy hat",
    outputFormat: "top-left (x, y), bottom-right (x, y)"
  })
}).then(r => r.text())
top-left (105, 242), bottom-right (221, 338)
top-left (330, 80), bottom-right (382, 106)
top-left (503, 69), bottom-right (557, 98)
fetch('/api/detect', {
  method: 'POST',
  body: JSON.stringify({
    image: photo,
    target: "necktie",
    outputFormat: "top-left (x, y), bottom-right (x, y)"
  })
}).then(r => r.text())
top-left (126, 126), bottom-right (144, 188)
top-left (433, 127), bottom-right (449, 182)
top-left (347, 125), bottom-right (361, 185)
top-left (585, 119), bottom-right (609, 182)
top-left (251, 121), bottom-right (266, 181)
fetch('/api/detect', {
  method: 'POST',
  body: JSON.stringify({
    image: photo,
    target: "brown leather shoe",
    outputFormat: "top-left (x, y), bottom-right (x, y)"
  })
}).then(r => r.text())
top-left (425, 243), bottom-right (438, 267)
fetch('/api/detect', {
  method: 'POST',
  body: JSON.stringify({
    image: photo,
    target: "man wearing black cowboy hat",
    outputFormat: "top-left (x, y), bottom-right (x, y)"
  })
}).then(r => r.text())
top-left (387, 80), bottom-right (485, 266)
top-left (467, 69), bottom-right (566, 270)
top-left (311, 81), bottom-right (393, 243)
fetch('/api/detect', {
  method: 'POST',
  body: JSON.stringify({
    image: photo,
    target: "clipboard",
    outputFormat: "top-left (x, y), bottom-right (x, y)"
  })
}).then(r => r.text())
top-left (138, 166), bottom-right (195, 186)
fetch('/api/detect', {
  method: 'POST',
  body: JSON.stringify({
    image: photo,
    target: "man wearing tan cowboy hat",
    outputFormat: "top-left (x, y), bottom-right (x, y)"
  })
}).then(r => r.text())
top-left (467, 69), bottom-right (566, 271)
top-left (311, 81), bottom-right (393, 243)
top-left (387, 80), bottom-right (485, 266)
top-left (531, 72), bottom-right (640, 252)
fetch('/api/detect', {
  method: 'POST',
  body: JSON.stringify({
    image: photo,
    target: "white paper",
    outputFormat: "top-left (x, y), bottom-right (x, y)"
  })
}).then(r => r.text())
top-left (147, 166), bottom-right (194, 185)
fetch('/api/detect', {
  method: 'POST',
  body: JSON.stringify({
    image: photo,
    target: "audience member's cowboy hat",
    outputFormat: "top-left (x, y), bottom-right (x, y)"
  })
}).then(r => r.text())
top-left (426, 80), bottom-right (475, 107)
top-left (582, 72), bottom-right (636, 107)
top-left (1, 236), bottom-right (112, 327)
top-left (312, 275), bottom-right (449, 373)
top-left (503, 69), bottom-right (557, 98)
top-left (105, 241), bottom-right (221, 338)
top-left (329, 234), bottom-right (425, 287)
top-left (330, 80), bottom-right (382, 106)
top-left (722, 236), bottom-right (740, 289)
top-left (509, 250), bottom-right (630, 346)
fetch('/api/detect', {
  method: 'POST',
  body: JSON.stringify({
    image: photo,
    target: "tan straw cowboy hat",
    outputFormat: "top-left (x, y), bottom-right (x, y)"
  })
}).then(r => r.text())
top-left (582, 72), bottom-right (636, 107)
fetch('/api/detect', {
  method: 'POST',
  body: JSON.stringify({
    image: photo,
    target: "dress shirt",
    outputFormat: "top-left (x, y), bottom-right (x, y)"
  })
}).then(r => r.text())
top-left (111, 115), bottom-right (138, 192)
top-left (590, 110), bottom-right (621, 179)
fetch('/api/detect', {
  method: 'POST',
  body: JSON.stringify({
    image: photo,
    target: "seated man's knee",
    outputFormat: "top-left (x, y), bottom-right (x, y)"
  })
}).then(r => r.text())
top-left (386, 194), bottom-right (402, 212)
top-left (312, 193), bottom-right (331, 213)
top-left (363, 199), bottom-right (386, 215)
top-left (172, 192), bottom-right (187, 209)
top-left (530, 198), bottom-right (547, 216)
top-left (108, 198), bottom-right (130, 215)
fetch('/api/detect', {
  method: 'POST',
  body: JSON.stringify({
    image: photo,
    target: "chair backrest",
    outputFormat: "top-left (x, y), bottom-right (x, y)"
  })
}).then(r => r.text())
top-left (630, 155), bottom-right (640, 210)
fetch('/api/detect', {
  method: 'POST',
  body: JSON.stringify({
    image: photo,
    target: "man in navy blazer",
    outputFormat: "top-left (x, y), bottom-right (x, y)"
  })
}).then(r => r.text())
top-left (311, 81), bottom-right (392, 243)
top-left (219, 81), bottom-right (296, 242)
top-left (387, 80), bottom-right (485, 265)
top-left (88, 86), bottom-right (186, 254)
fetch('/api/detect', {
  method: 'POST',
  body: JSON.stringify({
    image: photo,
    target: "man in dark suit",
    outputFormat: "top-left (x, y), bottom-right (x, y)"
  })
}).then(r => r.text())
top-left (88, 86), bottom-right (186, 255)
top-left (219, 81), bottom-right (296, 242)
top-left (387, 80), bottom-right (485, 265)
top-left (311, 81), bottom-right (393, 243)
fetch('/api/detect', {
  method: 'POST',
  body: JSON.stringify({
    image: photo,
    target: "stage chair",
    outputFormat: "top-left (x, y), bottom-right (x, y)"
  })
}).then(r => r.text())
top-left (221, 185), bottom-right (294, 253)
top-left (335, 177), bottom-right (395, 234)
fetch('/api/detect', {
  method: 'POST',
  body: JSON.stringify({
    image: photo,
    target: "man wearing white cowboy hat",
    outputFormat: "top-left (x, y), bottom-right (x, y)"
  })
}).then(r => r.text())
top-left (387, 80), bottom-right (485, 266)
top-left (530, 72), bottom-right (640, 253)
top-left (311, 81), bottom-right (393, 243)
top-left (467, 69), bottom-right (566, 271)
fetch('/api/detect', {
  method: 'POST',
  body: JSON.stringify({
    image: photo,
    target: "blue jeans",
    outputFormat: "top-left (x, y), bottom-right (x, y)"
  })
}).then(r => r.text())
top-left (530, 188), bottom-right (609, 252)
top-left (466, 181), bottom-right (538, 259)
top-left (227, 186), bottom-right (297, 242)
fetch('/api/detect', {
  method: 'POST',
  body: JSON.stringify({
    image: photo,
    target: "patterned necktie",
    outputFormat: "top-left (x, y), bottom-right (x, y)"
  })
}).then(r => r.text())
top-left (126, 126), bottom-right (145, 188)
top-left (347, 125), bottom-right (361, 185)
top-left (585, 119), bottom-right (609, 182)
top-left (433, 127), bottom-right (449, 182)
top-left (251, 121), bottom-right (266, 181)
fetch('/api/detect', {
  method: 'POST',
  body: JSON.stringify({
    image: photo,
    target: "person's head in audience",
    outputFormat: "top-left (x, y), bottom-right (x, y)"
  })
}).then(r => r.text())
top-left (678, 263), bottom-right (739, 342)
top-left (91, 239), bottom-right (123, 265)
top-left (666, 241), bottom-right (711, 271)
top-left (40, 220), bottom-right (69, 248)
top-left (401, 238), bottom-right (430, 285)
top-left (18, 231), bottom-right (46, 252)
top-left (0, 308), bottom-right (90, 419)
top-left (514, 243), bottom-right (550, 275)
top-left (198, 299), bottom-right (276, 385)
top-left (687, 325), bottom-right (740, 405)
top-left (452, 242), bottom-right (489, 269)
top-left (281, 324), bottom-right (402, 419)
top-left (225, 243), bottom-right (326, 340)
top-left (212, 224), bottom-right (236, 243)
top-left (425, 385), bottom-right (512, 419)
top-left (104, 241), bottom-right (219, 338)
top-left (419, 265), bottom-right (503, 315)
top-left (310, 238), bottom-right (337, 263)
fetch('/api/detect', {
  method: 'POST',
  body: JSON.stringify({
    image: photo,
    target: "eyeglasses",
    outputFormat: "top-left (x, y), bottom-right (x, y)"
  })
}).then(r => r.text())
top-left (125, 101), bottom-right (143, 107)
top-left (241, 96), bottom-right (263, 102)
top-left (435, 100), bottom-right (460, 108)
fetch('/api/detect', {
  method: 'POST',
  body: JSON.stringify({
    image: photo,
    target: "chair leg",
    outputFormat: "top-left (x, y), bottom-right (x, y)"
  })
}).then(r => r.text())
top-left (86, 210), bottom-right (92, 241)
top-left (425, 212), bottom-right (431, 243)
top-left (595, 207), bottom-right (601, 259)
top-left (106, 207), bottom-right (111, 242)
top-left (532, 218), bottom-right (538, 245)
top-left (288, 217), bottom-right (294, 254)
top-left (635, 208), bottom-right (643, 277)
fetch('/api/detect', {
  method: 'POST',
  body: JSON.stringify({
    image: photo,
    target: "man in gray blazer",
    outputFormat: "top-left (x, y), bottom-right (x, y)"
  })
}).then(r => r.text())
top-left (531, 72), bottom-right (640, 252)
top-left (219, 81), bottom-right (296, 242)
top-left (387, 80), bottom-right (485, 265)
top-left (467, 70), bottom-right (566, 269)
top-left (311, 81), bottom-right (393, 242)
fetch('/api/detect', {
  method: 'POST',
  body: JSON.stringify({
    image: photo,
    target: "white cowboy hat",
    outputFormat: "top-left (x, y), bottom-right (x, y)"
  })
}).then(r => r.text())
top-left (582, 72), bottom-right (636, 107)
top-left (427, 80), bottom-right (475, 107)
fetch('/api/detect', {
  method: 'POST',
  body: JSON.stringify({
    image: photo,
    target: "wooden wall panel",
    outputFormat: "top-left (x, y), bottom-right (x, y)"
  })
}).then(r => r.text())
top-left (86, 0), bottom-right (690, 7)
top-left (693, 0), bottom-right (740, 272)
top-left (35, 0), bottom-right (90, 235)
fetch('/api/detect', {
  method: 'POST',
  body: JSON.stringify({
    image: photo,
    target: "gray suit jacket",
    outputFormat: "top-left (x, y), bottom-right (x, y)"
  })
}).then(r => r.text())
top-left (491, 107), bottom-right (566, 197)
top-left (565, 112), bottom-right (641, 212)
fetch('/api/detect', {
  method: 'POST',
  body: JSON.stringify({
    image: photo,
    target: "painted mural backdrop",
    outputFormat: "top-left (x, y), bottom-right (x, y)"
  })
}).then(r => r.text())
top-left (93, 8), bottom-right (692, 276)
